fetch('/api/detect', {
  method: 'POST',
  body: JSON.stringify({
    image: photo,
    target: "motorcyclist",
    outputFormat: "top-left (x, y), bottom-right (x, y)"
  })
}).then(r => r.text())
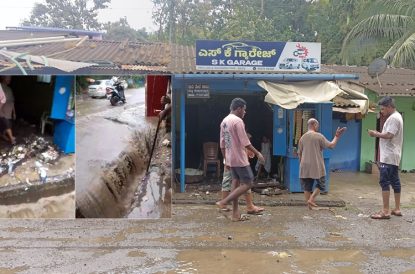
top-left (110, 76), bottom-right (126, 104)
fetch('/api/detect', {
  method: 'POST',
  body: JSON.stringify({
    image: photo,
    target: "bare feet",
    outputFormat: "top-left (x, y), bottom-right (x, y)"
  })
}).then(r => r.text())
top-left (391, 209), bottom-right (403, 216)
top-left (307, 200), bottom-right (317, 210)
top-left (246, 205), bottom-right (264, 215)
top-left (231, 214), bottom-right (249, 222)
top-left (216, 201), bottom-right (225, 209)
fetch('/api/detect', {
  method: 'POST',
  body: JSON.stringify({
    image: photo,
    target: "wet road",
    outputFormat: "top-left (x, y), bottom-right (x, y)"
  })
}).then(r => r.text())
top-left (75, 87), bottom-right (170, 218)
top-left (0, 200), bottom-right (413, 273)
top-left (76, 88), bottom-right (149, 194)
top-left (76, 88), bottom-right (145, 117)
top-left (0, 174), bottom-right (414, 273)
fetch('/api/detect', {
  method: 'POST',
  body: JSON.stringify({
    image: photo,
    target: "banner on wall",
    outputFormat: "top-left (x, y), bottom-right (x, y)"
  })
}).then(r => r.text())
top-left (196, 40), bottom-right (321, 72)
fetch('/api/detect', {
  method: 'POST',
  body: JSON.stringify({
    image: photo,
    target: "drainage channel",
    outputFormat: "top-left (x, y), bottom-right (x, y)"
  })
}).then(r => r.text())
top-left (0, 174), bottom-right (75, 218)
top-left (76, 126), bottom-right (171, 218)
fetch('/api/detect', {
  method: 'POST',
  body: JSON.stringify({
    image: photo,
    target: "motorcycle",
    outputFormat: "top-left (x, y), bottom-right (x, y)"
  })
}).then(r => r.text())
top-left (106, 78), bottom-right (126, 106)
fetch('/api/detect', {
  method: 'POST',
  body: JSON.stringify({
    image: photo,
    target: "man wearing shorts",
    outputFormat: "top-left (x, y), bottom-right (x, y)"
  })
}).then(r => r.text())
top-left (368, 96), bottom-right (404, 219)
top-left (221, 164), bottom-right (264, 215)
top-left (298, 118), bottom-right (346, 209)
top-left (216, 98), bottom-right (264, 221)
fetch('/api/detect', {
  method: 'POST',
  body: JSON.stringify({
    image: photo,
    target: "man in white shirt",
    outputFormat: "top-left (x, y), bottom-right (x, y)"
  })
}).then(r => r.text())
top-left (368, 96), bottom-right (404, 219)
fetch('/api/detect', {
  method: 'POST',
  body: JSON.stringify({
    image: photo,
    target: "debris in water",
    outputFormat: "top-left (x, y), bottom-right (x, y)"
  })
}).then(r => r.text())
top-left (329, 232), bottom-right (342, 237)
top-left (0, 135), bottom-right (60, 175)
top-left (227, 236), bottom-right (233, 240)
top-left (206, 191), bottom-right (210, 195)
top-left (335, 215), bottom-right (347, 220)
top-left (303, 216), bottom-right (313, 220)
top-left (39, 168), bottom-right (47, 183)
top-left (39, 146), bottom-right (59, 163)
top-left (268, 251), bottom-right (292, 258)
top-left (261, 188), bottom-right (270, 195)
top-left (7, 159), bottom-right (14, 175)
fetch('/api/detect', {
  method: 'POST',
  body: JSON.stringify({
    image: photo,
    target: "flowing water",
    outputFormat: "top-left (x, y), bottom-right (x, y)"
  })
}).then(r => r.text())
top-left (0, 191), bottom-right (75, 218)
top-left (76, 127), bottom-right (171, 218)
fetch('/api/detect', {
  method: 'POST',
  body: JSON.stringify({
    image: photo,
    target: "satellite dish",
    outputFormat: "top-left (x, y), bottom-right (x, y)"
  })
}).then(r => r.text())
top-left (368, 58), bottom-right (387, 87)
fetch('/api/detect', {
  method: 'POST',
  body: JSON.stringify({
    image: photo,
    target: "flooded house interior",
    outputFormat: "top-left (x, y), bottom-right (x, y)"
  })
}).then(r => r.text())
top-left (183, 92), bottom-right (277, 179)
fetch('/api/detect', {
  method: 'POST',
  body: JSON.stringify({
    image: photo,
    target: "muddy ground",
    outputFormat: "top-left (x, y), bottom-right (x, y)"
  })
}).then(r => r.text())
top-left (75, 88), bottom-right (171, 218)
top-left (0, 172), bottom-right (413, 273)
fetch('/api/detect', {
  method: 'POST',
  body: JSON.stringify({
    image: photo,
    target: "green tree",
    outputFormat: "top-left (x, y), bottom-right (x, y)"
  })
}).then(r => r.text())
top-left (341, 0), bottom-right (415, 68)
top-left (24, 0), bottom-right (110, 30)
top-left (307, 0), bottom-right (369, 64)
top-left (104, 18), bottom-right (149, 42)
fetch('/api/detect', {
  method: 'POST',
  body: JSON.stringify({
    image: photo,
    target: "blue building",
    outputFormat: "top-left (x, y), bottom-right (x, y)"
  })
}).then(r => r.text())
top-left (171, 74), bottom-right (367, 193)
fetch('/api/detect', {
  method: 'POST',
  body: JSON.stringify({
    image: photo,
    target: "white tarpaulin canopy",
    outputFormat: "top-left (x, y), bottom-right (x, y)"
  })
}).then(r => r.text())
top-left (257, 80), bottom-right (368, 114)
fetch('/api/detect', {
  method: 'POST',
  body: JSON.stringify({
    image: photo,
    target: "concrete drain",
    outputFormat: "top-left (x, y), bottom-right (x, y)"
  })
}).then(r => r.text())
top-left (76, 126), bottom-right (171, 218)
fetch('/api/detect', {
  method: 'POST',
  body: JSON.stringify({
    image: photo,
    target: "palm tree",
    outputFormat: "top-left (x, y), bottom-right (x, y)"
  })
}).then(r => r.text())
top-left (341, 0), bottom-right (415, 68)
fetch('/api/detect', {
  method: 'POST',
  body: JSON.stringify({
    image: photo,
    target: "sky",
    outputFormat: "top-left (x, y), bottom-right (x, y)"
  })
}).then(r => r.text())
top-left (0, 0), bottom-right (156, 31)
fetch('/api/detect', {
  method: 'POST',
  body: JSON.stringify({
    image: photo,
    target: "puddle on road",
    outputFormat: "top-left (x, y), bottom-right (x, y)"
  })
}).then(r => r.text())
top-left (172, 248), bottom-right (365, 274)
top-left (381, 249), bottom-right (415, 260)
top-left (0, 191), bottom-right (75, 218)
top-left (324, 231), bottom-right (351, 242)
top-left (127, 250), bottom-right (146, 258)
top-left (128, 169), bottom-right (172, 219)
top-left (0, 266), bottom-right (29, 274)
top-left (5, 227), bottom-right (36, 233)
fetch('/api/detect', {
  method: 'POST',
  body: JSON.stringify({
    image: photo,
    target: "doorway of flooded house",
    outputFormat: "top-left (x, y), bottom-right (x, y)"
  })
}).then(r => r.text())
top-left (184, 93), bottom-right (275, 181)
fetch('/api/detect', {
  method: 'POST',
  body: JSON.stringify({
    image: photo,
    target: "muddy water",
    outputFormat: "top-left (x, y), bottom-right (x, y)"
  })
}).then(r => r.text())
top-left (128, 167), bottom-right (172, 219)
top-left (173, 248), bottom-right (365, 274)
top-left (76, 123), bottom-right (171, 218)
top-left (76, 93), bottom-right (171, 218)
top-left (0, 191), bottom-right (75, 218)
top-left (76, 136), bottom-right (149, 218)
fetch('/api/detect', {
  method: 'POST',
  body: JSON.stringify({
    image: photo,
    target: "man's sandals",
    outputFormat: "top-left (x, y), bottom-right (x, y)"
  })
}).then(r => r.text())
top-left (370, 212), bottom-right (391, 220)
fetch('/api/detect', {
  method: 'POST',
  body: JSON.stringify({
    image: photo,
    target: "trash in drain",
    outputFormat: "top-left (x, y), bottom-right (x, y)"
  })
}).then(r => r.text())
top-left (0, 135), bottom-right (61, 177)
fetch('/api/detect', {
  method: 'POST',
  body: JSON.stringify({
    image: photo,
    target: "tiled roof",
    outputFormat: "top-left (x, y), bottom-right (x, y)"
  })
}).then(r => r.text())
top-left (1, 33), bottom-right (414, 96)
top-left (323, 65), bottom-right (415, 96)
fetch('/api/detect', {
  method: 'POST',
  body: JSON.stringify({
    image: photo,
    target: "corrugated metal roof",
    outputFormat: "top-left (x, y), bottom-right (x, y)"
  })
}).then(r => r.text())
top-left (323, 65), bottom-right (415, 96)
top-left (1, 33), bottom-right (414, 95)
top-left (0, 30), bottom-right (75, 41)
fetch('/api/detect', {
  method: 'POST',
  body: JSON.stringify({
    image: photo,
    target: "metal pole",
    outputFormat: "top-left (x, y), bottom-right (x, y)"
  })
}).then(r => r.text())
top-left (180, 87), bottom-right (186, 193)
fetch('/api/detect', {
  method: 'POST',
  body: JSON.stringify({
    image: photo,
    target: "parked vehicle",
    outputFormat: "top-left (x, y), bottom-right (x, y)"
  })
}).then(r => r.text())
top-left (106, 77), bottom-right (126, 106)
top-left (221, 42), bottom-right (261, 52)
top-left (278, 58), bottom-right (301, 69)
top-left (88, 79), bottom-right (113, 98)
top-left (302, 58), bottom-right (320, 71)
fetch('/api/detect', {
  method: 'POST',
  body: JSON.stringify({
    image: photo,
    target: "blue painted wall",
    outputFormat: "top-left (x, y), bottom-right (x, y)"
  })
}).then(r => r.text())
top-left (330, 118), bottom-right (361, 171)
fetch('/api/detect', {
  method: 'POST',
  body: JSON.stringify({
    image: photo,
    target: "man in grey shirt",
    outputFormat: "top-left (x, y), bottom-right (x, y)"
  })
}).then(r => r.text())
top-left (368, 96), bottom-right (404, 219)
top-left (298, 118), bottom-right (346, 209)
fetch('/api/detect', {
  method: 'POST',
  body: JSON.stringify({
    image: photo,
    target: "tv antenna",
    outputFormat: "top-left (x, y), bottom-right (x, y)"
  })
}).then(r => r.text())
top-left (368, 58), bottom-right (387, 88)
